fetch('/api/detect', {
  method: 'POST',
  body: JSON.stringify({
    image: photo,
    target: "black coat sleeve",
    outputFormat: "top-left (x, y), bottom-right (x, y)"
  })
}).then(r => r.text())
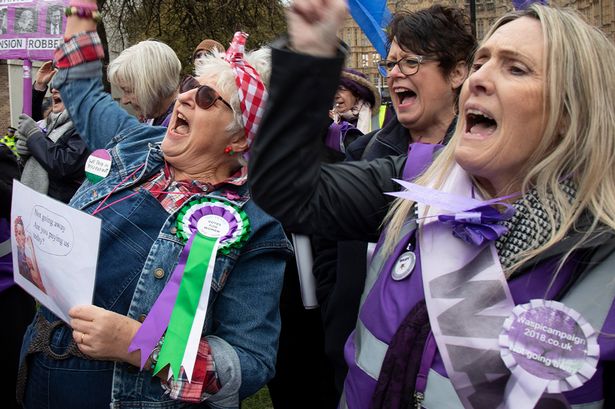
top-left (26, 129), bottom-right (89, 179)
top-left (249, 45), bottom-right (406, 241)
top-left (0, 146), bottom-right (20, 219)
top-left (31, 87), bottom-right (47, 122)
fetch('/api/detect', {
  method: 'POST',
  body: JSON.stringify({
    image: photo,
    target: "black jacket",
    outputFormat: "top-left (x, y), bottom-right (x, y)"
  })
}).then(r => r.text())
top-left (0, 144), bottom-right (21, 219)
top-left (345, 116), bottom-right (409, 161)
top-left (25, 88), bottom-right (88, 203)
top-left (250, 46), bottom-right (405, 242)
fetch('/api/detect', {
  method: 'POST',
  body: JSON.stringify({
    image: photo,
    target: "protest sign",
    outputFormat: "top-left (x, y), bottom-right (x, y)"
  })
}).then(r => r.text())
top-left (0, 0), bottom-right (69, 61)
top-left (11, 181), bottom-right (100, 323)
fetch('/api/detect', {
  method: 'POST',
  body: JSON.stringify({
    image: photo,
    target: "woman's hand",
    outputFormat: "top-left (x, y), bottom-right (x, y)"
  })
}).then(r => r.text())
top-left (287, 0), bottom-right (347, 57)
top-left (330, 103), bottom-right (341, 122)
top-left (65, 0), bottom-right (98, 38)
top-left (69, 305), bottom-right (142, 366)
top-left (34, 61), bottom-right (56, 91)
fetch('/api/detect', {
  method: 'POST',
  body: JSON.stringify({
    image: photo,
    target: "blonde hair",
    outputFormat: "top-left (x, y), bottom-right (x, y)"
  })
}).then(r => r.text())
top-left (108, 40), bottom-right (181, 118)
top-left (384, 5), bottom-right (615, 273)
top-left (194, 47), bottom-right (272, 136)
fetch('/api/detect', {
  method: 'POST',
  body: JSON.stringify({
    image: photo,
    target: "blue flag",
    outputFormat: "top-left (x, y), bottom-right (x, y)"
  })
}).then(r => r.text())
top-left (512, 0), bottom-right (548, 10)
top-left (348, 0), bottom-right (392, 58)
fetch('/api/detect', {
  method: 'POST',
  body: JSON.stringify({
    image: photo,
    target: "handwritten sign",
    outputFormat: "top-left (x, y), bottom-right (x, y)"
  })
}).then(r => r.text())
top-left (11, 180), bottom-right (100, 323)
top-left (28, 205), bottom-right (73, 255)
top-left (0, 0), bottom-right (69, 61)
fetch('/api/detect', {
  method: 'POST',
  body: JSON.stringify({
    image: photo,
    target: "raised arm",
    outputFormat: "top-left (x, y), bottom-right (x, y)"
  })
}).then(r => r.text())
top-left (249, 0), bottom-right (405, 241)
top-left (50, 0), bottom-right (146, 150)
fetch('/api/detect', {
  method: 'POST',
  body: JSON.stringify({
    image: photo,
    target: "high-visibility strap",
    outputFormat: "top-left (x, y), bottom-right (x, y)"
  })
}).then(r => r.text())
top-left (355, 320), bottom-right (389, 380)
top-left (560, 250), bottom-right (615, 333)
top-left (0, 239), bottom-right (11, 258)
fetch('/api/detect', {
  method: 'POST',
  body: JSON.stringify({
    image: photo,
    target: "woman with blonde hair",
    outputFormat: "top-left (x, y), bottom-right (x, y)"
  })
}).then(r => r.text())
top-left (108, 40), bottom-right (181, 126)
top-left (250, 0), bottom-right (615, 407)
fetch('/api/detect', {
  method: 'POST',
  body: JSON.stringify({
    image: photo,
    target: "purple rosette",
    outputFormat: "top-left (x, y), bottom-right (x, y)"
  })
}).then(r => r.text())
top-left (438, 204), bottom-right (514, 246)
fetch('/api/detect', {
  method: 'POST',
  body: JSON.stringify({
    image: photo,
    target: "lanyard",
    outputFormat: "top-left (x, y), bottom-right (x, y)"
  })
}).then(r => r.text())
top-left (91, 163), bottom-right (145, 216)
top-left (414, 331), bottom-right (437, 408)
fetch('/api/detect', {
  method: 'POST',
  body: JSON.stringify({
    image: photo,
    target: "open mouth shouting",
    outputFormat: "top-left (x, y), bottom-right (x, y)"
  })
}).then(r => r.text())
top-left (172, 111), bottom-right (190, 136)
top-left (393, 86), bottom-right (417, 107)
top-left (465, 107), bottom-right (497, 139)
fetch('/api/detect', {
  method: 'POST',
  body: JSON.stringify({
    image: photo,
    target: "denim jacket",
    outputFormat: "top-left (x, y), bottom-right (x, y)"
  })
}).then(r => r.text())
top-left (20, 60), bottom-right (291, 409)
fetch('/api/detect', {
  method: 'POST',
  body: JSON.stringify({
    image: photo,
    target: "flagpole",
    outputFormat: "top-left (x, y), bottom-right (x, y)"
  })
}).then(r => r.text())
top-left (22, 59), bottom-right (32, 116)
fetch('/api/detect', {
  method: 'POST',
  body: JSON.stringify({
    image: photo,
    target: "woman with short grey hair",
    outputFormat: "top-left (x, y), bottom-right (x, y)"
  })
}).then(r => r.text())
top-left (108, 40), bottom-right (181, 126)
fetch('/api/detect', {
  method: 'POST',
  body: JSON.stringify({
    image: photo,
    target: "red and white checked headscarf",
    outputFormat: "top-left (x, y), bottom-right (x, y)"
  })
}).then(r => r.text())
top-left (225, 32), bottom-right (268, 151)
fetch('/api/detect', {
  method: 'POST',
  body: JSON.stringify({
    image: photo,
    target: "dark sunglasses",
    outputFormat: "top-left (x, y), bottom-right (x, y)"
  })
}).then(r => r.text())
top-left (179, 76), bottom-right (233, 111)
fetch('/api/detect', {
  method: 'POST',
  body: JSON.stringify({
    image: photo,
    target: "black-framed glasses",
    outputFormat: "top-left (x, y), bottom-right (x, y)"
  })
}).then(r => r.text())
top-left (377, 55), bottom-right (435, 77)
top-left (180, 76), bottom-right (233, 111)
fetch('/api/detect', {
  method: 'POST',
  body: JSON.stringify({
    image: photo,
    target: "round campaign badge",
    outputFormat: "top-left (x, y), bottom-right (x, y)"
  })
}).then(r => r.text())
top-left (499, 299), bottom-right (600, 393)
top-left (85, 149), bottom-right (112, 184)
top-left (196, 214), bottom-right (231, 238)
top-left (391, 251), bottom-right (416, 281)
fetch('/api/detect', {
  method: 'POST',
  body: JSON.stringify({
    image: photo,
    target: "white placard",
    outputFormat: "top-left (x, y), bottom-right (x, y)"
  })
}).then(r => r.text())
top-left (11, 181), bottom-right (100, 322)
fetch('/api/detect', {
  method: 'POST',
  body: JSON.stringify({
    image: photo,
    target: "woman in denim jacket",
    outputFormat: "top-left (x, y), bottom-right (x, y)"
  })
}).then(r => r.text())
top-left (18, 7), bottom-right (291, 409)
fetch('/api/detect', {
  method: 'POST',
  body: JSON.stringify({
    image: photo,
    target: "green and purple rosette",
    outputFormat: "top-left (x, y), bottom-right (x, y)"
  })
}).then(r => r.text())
top-left (128, 197), bottom-right (249, 381)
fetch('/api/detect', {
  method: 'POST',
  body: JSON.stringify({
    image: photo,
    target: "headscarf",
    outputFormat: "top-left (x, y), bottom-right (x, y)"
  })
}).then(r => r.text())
top-left (224, 32), bottom-right (268, 153)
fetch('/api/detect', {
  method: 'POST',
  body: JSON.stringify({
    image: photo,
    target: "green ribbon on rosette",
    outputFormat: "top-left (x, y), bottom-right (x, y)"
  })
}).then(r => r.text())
top-left (152, 197), bottom-right (250, 380)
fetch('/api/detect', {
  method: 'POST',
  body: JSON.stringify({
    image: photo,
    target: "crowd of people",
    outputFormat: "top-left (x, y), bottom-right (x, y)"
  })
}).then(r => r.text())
top-left (0, 0), bottom-right (614, 408)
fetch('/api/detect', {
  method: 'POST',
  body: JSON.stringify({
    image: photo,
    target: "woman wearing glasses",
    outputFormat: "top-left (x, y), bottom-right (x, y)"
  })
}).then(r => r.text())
top-left (18, 4), bottom-right (291, 409)
top-left (309, 4), bottom-right (476, 398)
top-left (251, 0), bottom-right (615, 408)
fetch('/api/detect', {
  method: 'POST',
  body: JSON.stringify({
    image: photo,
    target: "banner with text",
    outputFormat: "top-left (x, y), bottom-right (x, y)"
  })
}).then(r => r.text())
top-left (0, 0), bottom-right (69, 60)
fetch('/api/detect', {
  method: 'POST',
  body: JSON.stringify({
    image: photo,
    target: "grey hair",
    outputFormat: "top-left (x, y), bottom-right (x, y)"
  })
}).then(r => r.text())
top-left (108, 40), bottom-right (181, 118)
top-left (194, 47), bottom-right (272, 136)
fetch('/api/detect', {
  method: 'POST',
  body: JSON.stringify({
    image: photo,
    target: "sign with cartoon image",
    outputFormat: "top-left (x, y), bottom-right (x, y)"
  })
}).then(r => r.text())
top-left (11, 181), bottom-right (100, 322)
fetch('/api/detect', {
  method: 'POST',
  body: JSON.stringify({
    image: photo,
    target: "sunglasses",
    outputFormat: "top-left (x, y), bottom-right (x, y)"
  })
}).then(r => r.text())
top-left (179, 76), bottom-right (233, 111)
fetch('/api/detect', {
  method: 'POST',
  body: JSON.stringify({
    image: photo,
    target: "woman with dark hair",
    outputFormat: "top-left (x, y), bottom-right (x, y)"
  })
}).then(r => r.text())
top-left (310, 4), bottom-right (477, 396)
top-left (15, 61), bottom-right (89, 204)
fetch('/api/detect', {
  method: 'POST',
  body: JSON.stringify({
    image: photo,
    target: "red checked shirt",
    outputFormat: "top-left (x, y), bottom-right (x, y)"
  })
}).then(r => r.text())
top-left (55, 31), bottom-right (250, 402)
top-left (140, 161), bottom-right (248, 215)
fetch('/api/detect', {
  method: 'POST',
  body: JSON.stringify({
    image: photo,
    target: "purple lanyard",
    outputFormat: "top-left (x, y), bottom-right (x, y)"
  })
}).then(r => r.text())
top-left (414, 331), bottom-right (437, 405)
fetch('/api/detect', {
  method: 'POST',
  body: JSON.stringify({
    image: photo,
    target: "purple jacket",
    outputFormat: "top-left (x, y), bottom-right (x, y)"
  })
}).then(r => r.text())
top-left (341, 220), bottom-right (615, 409)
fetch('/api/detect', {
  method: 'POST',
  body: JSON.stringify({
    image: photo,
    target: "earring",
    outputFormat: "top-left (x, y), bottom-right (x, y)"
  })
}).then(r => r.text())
top-left (224, 146), bottom-right (235, 156)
